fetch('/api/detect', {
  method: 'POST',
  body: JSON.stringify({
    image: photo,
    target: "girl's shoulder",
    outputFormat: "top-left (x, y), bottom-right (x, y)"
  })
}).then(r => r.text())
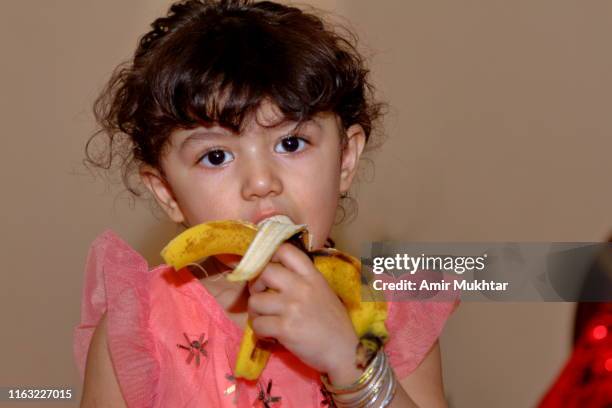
top-left (73, 229), bottom-right (189, 322)
top-left (73, 229), bottom-right (243, 407)
top-left (384, 297), bottom-right (460, 379)
top-left (74, 229), bottom-right (242, 328)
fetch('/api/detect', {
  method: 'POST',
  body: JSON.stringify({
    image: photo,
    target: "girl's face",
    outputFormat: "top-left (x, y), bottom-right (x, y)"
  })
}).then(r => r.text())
top-left (140, 100), bottom-right (365, 250)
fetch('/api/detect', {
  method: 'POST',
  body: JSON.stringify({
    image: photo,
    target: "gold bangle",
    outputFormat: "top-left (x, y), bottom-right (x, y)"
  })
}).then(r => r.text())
top-left (321, 351), bottom-right (397, 408)
top-left (320, 349), bottom-right (384, 395)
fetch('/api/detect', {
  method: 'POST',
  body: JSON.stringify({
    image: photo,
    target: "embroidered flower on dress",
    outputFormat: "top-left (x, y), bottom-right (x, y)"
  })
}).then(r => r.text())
top-left (254, 379), bottom-right (281, 408)
top-left (176, 332), bottom-right (208, 366)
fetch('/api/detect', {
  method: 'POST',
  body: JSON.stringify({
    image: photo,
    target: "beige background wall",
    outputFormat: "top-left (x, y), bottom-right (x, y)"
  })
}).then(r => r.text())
top-left (335, 1), bottom-right (612, 407)
top-left (1, 1), bottom-right (610, 407)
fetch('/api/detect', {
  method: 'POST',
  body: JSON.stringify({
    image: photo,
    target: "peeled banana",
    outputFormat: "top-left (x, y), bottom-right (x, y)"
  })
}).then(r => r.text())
top-left (160, 216), bottom-right (389, 380)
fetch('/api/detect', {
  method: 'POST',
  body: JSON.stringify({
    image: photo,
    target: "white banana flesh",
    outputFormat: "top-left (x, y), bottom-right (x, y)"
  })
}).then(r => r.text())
top-left (225, 215), bottom-right (308, 282)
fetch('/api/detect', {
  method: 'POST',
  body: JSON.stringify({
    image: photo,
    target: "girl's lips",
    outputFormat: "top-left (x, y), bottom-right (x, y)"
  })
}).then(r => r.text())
top-left (251, 211), bottom-right (286, 225)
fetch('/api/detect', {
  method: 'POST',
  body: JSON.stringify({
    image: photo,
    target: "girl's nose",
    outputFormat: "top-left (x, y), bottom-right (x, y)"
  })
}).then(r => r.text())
top-left (240, 157), bottom-right (283, 201)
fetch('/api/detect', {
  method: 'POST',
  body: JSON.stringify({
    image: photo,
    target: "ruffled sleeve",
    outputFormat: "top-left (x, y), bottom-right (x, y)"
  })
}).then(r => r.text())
top-left (73, 229), bottom-right (160, 407)
top-left (384, 299), bottom-right (459, 379)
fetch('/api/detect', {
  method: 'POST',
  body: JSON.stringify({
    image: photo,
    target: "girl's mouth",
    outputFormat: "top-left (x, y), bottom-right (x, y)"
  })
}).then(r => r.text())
top-left (251, 210), bottom-right (288, 226)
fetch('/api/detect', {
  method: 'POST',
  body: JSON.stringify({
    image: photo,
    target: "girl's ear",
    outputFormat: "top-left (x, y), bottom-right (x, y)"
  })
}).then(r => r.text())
top-left (339, 123), bottom-right (366, 193)
top-left (139, 165), bottom-right (186, 224)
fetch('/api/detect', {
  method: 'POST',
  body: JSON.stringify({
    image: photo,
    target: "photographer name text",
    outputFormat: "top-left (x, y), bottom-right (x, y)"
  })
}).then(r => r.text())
top-left (370, 254), bottom-right (509, 292)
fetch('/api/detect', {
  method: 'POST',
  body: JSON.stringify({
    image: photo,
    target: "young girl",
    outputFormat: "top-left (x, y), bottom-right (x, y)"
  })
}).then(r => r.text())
top-left (74, 1), bottom-right (457, 406)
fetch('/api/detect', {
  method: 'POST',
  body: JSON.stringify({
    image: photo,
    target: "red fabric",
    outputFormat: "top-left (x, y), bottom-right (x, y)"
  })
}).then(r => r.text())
top-left (538, 309), bottom-right (612, 408)
top-left (73, 229), bottom-right (458, 407)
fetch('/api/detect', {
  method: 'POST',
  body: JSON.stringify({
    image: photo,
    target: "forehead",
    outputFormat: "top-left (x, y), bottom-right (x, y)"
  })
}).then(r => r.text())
top-left (250, 99), bottom-right (287, 128)
top-left (173, 100), bottom-right (341, 142)
top-left (244, 99), bottom-right (339, 133)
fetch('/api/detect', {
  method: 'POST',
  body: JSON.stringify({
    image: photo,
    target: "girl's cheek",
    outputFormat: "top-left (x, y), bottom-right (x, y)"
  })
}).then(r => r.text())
top-left (184, 191), bottom-right (239, 224)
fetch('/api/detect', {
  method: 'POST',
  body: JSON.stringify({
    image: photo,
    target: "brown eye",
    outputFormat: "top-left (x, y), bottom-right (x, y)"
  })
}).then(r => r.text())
top-left (199, 149), bottom-right (234, 167)
top-left (274, 136), bottom-right (308, 153)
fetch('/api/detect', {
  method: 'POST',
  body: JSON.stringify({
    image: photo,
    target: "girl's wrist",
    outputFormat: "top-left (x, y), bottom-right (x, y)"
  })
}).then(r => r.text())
top-left (321, 350), bottom-right (398, 408)
top-left (324, 337), bottom-right (363, 387)
top-left (326, 362), bottom-right (365, 388)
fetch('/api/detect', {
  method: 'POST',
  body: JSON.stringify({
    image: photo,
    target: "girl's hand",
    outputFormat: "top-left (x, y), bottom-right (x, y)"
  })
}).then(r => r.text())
top-left (247, 243), bottom-right (361, 382)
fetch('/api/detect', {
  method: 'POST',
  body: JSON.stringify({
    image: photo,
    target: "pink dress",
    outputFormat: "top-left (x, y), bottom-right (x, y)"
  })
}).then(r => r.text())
top-left (73, 229), bottom-right (458, 407)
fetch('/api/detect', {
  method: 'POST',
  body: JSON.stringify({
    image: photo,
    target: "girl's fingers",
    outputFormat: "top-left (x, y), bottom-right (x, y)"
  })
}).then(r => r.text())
top-left (248, 262), bottom-right (303, 294)
top-left (248, 276), bottom-right (268, 294)
top-left (248, 290), bottom-right (284, 316)
top-left (270, 243), bottom-right (317, 279)
top-left (250, 315), bottom-right (283, 340)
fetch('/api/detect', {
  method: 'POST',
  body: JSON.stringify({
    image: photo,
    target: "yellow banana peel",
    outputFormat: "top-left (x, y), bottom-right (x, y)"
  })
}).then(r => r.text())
top-left (160, 220), bottom-right (258, 269)
top-left (160, 216), bottom-right (389, 380)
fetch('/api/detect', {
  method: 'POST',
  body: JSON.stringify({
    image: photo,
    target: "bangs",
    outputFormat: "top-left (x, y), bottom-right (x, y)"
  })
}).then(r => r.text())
top-left (92, 0), bottom-right (382, 186)
top-left (144, 11), bottom-right (344, 133)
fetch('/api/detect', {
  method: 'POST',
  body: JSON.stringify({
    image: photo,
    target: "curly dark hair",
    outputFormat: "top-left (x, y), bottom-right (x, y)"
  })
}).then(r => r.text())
top-left (85, 0), bottom-right (386, 222)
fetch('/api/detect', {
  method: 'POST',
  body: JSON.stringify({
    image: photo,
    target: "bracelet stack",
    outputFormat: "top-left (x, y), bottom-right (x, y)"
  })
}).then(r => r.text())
top-left (320, 349), bottom-right (397, 407)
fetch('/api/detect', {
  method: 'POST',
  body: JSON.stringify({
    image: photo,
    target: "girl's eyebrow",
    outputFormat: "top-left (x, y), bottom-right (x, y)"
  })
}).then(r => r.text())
top-left (179, 129), bottom-right (229, 151)
top-left (284, 118), bottom-right (322, 134)
top-left (178, 119), bottom-right (322, 151)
